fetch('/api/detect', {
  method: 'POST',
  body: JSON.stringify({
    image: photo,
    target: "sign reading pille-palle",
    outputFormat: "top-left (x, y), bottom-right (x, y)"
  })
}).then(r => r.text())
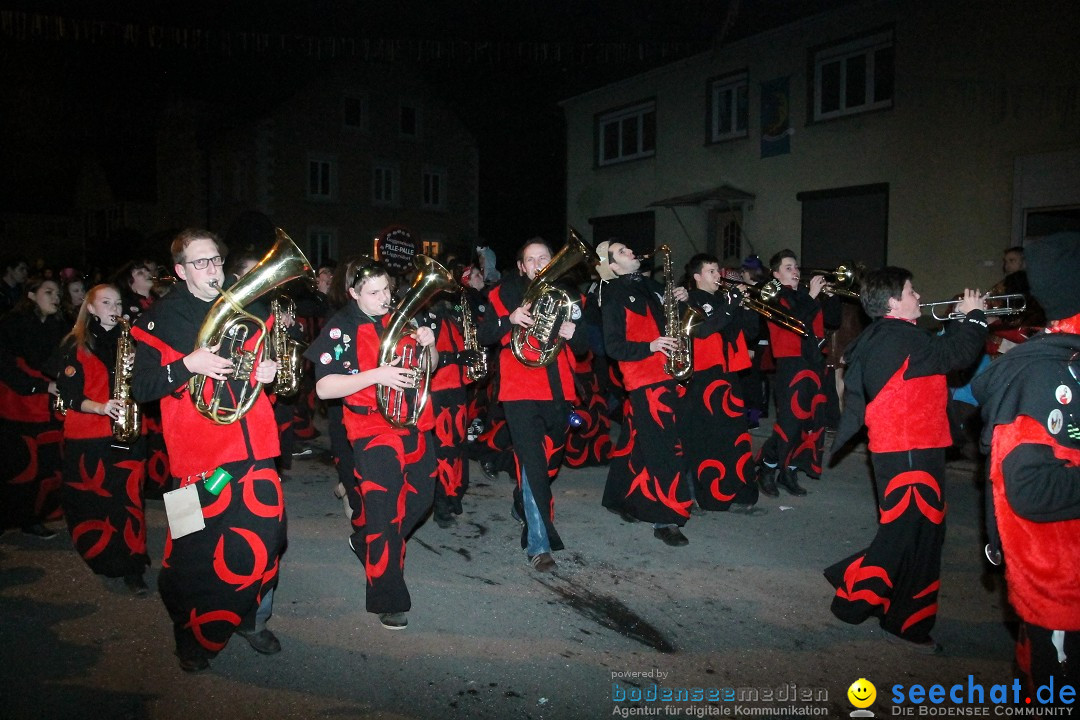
top-left (374, 226), bottom-right (420, 275)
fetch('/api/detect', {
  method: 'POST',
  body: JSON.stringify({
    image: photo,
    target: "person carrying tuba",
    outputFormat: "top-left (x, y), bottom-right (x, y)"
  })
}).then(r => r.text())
top-left (131, 229), bottom-right (287, 672)
top-left (306, 256), bottom-right (439, 631)
top-left (476, 237), bottom-right (587, 572)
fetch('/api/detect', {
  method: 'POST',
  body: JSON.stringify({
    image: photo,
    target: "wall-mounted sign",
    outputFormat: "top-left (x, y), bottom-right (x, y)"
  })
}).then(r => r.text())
top-left (373, 225), bottom-right (420, 274)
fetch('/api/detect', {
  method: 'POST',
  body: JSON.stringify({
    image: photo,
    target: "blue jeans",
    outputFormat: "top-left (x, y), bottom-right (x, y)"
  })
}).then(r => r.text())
top-left (521, 469), bottom-right (551, 556)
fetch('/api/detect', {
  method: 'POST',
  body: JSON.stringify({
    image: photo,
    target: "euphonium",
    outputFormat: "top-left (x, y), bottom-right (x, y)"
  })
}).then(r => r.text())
top-left (656, 244), bottom-right (703, 382)
top-left (269, 295), bottom-right (305, 400)
top-left (376, 255), bottom-right (460, 428)
top-left (112, 316), bottom-right (141, 442)
top-left (459, 290), bottom-right (487, 382)
top-left (188, 228), bottom-right (314, 425)
top-left (511, 226), bottom-right (592, 367)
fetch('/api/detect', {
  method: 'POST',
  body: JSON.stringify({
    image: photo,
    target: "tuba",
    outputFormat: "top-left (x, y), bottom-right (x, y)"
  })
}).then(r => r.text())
top-left (112, 316), bottom-right (141, 442)
top-left (376, 255), bottom-right (460, 428)
top-left (269, 295), bottom-right (305, 400)
top-left (459, 290), bottom-right (488, 382)
top-left (511, 226), bottom-right (591, 367)
top-left (188, 228), bottom-right (314, 424)
top-left (656, 244), bottom-right (703, 382)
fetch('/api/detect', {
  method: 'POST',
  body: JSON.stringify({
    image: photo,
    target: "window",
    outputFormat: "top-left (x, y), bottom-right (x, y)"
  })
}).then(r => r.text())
top-left (812, 29), bottom-right (894, 121)
top-left (597, 100), bottom-right (656, 166)
top-left (400, 103), bottom-right (419, 138)
top-left (307, 155), bottom-right (337, 201)
top-left (422, 166), bottom-right (446, 210)
top-left (373, 163), bottom-right (399, 206)
top-left (343, 95), bottom-right (367, 131)
top-left (308, 229), bottom-right (337, 268)
top-left (709, 72), bottom-right (749, 142)
top-left (721, 219), bottom-right (741, 261)
top-left (421, 237), bottom-right (444, 257)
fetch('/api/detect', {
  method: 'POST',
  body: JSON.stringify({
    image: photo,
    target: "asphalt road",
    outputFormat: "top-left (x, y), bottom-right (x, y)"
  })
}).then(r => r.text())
top-left (0, 420), bottom-right (1018, 720)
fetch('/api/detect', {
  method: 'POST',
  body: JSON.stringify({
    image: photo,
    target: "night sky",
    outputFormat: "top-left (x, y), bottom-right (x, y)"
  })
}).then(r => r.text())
top-left (0, 0), bottom-right (852, 261)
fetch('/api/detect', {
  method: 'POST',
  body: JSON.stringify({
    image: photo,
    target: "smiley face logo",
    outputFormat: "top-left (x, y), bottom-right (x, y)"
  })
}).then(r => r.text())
top-left (848, 678), bottom-right (876, 709)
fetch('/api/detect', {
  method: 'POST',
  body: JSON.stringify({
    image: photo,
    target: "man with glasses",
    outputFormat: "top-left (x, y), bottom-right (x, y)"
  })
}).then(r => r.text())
top-left (131, 228), bottom-right (287, 673)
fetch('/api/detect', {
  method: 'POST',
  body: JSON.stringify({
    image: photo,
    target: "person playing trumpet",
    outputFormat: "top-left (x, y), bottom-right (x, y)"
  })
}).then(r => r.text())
top-left (680, 254), bottom-right (760, 513)
top-left (825, 267), bottom-right (987, 654)
top-left (307, 256), bottom-right (438, 630)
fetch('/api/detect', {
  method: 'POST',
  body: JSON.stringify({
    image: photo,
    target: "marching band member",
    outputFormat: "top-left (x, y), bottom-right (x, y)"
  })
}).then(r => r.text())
top-left (973, 232), bottom-right (1080, 695)
top-left (757, 249), bottom-right (828, 497)
top-left (826, 267), bottom-right (986, 654)
top-left (0, 276), bottom-right (66, 538)
top-left (596, 240), bottom-right (693, 546)
top-left (131, 229), bottom-right (286, 672)
top-left (55, 284), bottom-right (149, 594)
top-left (476, 238), bottom-right (585, 572)
top-left (680, 254), bottom-right (760, 512)
top-left (307, 256), bottom-right (437, 630)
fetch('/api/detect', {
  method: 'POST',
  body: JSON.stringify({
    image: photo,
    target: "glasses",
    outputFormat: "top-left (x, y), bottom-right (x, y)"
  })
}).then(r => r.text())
top-left (185, 256), bottom-right (224, 270)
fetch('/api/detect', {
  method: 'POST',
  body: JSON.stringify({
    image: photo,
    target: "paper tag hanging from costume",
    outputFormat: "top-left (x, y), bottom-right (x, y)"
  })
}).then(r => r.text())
top-left (163, 484), bottom-right (205, 539)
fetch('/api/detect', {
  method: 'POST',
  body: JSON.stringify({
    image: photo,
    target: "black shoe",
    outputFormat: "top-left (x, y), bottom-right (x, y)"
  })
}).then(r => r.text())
top-left (236, 628), bottom-right (281, 654)
top-left (433, 509), bottom-right (455, 529)
top-left (21, 523), bottom-right (57, 539)
top-left (757, 464), bottom-right (780, 497)
top-left (653, 526), bottom-right (689, 546)
top-left (124, 573), bottom-right (149, 596)
top-left (378, 612), bottom-right (408, 630)
top-left (777, 467), bottom-right (807, 496)
top-left (689, 501), bottom-right (707, 515)
top-left (529, 552), bottom-right (557, 572)
top-left (479, 459), bottom-right (498, 480)
top-left (176, 651), bottom-right (210, 673)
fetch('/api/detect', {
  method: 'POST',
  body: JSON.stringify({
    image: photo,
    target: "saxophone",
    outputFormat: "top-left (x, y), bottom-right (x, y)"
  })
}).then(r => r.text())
top-left (269, 295), bottom-right (304, 400)
top-left (459, 291), bottom-right (488, 382)
top-left (112, 316), bottom-right (141, 442)
top-left (657, 244), bottom-right (703, 382)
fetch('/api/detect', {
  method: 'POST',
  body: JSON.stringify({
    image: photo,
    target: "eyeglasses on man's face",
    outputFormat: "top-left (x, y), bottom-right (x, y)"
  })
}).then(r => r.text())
top-left (185, 256), bottom-right (224, 270)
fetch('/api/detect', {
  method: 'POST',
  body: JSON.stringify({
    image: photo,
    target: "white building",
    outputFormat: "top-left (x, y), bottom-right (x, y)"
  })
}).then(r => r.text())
top-left (561, 0), bottom-right (1080, 298)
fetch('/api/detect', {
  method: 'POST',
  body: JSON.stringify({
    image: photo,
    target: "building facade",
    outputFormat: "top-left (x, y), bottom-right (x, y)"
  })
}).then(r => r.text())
top-left (561, 0), bottom-right (1080, 298)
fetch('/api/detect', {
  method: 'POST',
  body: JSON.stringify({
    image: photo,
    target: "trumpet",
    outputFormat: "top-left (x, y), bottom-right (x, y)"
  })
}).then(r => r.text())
top-left (715, 277), bottom-right (808, 337)
top-left (919, 293), bottom-right (1027, 321)
top-left (800, 263), bottom-right (860, 299)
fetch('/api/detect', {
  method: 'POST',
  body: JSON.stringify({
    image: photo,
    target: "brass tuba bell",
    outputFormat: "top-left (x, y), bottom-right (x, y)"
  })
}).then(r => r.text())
top-left (188, 228), bottom-right (314, 424)
top-left (511, 226), bottom-right (592, 367)
top-left (376, 255), bottom-right (460, 428)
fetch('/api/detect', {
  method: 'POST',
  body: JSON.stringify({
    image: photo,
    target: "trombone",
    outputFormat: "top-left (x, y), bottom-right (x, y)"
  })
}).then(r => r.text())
top-left (920, 293), bottom-right (1027, 321)
top-left (800, 262), bottom-right (860, 299)
top-left (715, 277), bottom-right (808, 337)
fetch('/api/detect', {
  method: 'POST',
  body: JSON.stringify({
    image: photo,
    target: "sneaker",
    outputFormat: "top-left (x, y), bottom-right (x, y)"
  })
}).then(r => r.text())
top-left (529, 552), bottom-right (557, 572)
top-left (378, 612), bottom-right (408, 630)
top-left (653, 526), bottom-right (689, 546)
top-left (235, 628), bottom-right (281, 654)
top-left (124, 573), bottom-right (149, 596)
top-left (291, 445), bottom-right (316, 459)
top-left (21, 523), bottom-right (57, 540)
top-left (884, 631), bottom-right (943, 655)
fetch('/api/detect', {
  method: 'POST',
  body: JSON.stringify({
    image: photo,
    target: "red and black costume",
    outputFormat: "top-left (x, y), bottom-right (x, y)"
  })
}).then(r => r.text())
top-left (121, 286), bottom-right (171, 498)
top-left (422, 295), bottom-right (479, 521)
top-left (0, 307), bottom-right (66, 530)
top-left (825, 309), bottom-right (986, 644)
top-left (477, 274), bottom-right (585, 555)
top-left (600, 273), bottom-right (692, 525)
top-left (760, 285), bottom-right (828, 477)
top-left (972, 326), bottom-right (1080, 693)
top-left (306, 302), bottom-right (436, 615)
top-left (681, 286), bottom-right (759, 510)
top-left (55, 321), bottom-right (149, 579)
top-left (131, 282), bottom-right (286, 664)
